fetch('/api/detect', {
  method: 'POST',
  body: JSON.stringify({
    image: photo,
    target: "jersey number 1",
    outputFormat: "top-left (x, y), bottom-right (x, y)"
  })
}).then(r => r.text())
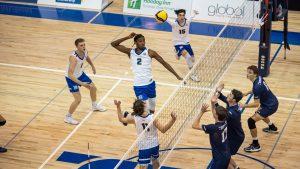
top-left (142, 123), bottom-right (150, 132)
top-left (222, 127), bottom-right (228, 143)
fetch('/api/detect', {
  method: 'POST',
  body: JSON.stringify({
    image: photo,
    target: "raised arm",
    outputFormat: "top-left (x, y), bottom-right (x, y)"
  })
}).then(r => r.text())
top-left (188, 10), bottom-right (199, 21)
top-left (211, 95), bottom-right (219, 123)
top-left (114, 100), bottom-right (135, 124)
top-left (192, 103), bottom-right (209, 130)
top-left (154, 112), bottom-right (177, 133)
top-left (111, 33), bottom-right (135, 57)
top-left (148, 49), bottom-right (183, 80)
top-left (215, 83), bottom-right (228, 105)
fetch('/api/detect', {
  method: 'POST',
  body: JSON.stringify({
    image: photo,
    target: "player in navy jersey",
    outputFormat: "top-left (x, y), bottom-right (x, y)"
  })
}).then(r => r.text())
top-left (0, 114), bottom-right (7, 153)
top-left (241, 65), bottom-right (279, 152)
top-left (213, 83), bottom-right (244, 169)
top-left (192, 102), bottom-right (231, 169)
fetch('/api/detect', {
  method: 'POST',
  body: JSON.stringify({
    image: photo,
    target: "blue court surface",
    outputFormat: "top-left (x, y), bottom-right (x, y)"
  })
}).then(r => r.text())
top-left (0, 2), bottom-right (299, 45)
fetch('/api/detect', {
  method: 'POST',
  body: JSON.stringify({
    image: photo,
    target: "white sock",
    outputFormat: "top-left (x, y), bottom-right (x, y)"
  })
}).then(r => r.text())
top-left (253, 137), bottom-right (258, 140)
top-left (66, 113), bottom-right (72, 117)
top-left (268, 122), bottom-right (273, 125)
top-left (92, 101), bottom-right (97, 107)
top-left (185, 53), bottom-right (194, 69)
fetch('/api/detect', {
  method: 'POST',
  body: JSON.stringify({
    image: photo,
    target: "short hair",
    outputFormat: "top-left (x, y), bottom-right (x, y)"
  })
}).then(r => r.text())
top-left (75, 38), bottom-right (85, 46)
top-left (231, 89), bottom-right (243, 103)
top-left (247, 65), bottom-right (259, 76)
top-left (132, 100), bottom-right (145, 116)
top-left (134, 34), bottom-right (145, 42)
top-left (175, 9), bottom-right (186, 15)
top-left (215, 106), bottom-right (228, 121)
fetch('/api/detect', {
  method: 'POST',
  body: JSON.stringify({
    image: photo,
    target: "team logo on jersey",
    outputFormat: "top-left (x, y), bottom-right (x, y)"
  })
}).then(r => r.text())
top-left (128, 0), bottom-right (142, 9)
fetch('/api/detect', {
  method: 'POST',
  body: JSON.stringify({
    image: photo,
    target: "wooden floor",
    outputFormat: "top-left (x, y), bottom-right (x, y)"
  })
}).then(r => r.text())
top-left (0, 1), bottom-right (300, 169)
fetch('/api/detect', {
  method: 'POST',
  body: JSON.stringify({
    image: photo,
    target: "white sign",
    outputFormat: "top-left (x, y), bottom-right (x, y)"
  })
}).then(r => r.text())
top-left (192, 0), bottom-right (260, 23)
top-left (38, 0), bottom-right (112, 11)
top-left (123, 0), bottom-right (193, 18)
top-left (123, 0), bottom-right (260, 24)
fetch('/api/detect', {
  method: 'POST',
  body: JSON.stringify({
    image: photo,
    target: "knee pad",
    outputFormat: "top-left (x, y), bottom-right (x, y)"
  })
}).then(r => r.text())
top-left (0, 120), bottom-right (6, 126)
top-left (248, 118), bottom-right (256, 129)
top-left (148, 98), bottom-right (156, 112)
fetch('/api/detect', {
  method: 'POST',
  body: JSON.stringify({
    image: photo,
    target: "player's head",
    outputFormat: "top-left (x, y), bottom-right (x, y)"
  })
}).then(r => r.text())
top-left (134, 34), bottom-right (145, 49)
top-left (132, 99), bottom-right (146, 116)
top-left (75, 38), bottom-right (85, 52)
top-left (174, 9), bottom-right (186, 22)
top-left (227, 89), bottom-right (243, 104)
top-left (215, 106), bottom-right (228, 122)
top-left (247, 65), bottom-right (259, 81)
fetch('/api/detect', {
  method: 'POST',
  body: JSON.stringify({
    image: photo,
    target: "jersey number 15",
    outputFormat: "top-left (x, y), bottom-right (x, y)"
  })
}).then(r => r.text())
top-left (179, 29), bottom-right (186, 34)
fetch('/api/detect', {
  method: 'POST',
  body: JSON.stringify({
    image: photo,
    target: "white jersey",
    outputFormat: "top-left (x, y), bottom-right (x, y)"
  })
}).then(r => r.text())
top-left (130, 48), bottom-right (153, 86)
top-left (65, 50), bottom-right (88, 78)
top-left (167, 18), bottom-right (191, 46)
top-left (134, 114), bottom-right (159, 150)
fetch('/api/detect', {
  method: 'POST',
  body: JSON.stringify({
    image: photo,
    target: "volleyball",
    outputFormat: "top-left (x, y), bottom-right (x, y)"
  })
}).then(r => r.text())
top-left (155, 10), bottom-right (168, 22)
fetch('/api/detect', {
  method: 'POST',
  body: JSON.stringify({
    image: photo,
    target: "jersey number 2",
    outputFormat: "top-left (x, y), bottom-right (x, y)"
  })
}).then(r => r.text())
top-left (179, 29), bottom-right (186, 34)
top-left (142, 123), bottom-right (150, 132)
top-left (137, 58), bottom-right (142, 65)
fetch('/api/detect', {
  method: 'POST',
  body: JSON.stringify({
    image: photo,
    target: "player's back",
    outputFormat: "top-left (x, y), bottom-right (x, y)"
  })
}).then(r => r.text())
top-left (253, 76), bottom-right (278, 108)
top-left (130, 48), bottom-right (153, 86)
top-left (65, 50), bottom-right (87, 78)
top-left (203, 121), bottom-right (230, 159)
top-left (134, 113), bottom-right (159, 150)
top-left (227, 105), bottom-right (245, 140)
top-left (167, 18), bottom-right (190, 45)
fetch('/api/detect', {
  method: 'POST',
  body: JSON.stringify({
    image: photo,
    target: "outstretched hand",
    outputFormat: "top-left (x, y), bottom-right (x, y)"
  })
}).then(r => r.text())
top-left (216, 83), bottom-right (224, 92)
top-left (201, 103), bottom-right (209, 113)
top-left (114, 100), bottom-right (121, 106)
top-left (171, 112), bottom-right (177, 121)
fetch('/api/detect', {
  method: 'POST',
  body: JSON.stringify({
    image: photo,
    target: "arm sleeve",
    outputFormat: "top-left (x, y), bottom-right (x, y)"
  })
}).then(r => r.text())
top-left (202, 124), bottom-right (216, 134)
top-left (218, 92), bottom-right (229, 106)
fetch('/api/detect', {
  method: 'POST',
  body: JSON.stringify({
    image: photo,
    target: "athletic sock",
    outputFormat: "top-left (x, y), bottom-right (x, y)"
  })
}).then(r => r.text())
top-left (66, 113), bottom-right (72, 117)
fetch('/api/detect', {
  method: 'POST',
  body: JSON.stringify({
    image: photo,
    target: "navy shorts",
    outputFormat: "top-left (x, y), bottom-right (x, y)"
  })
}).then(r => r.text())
top-left (207, 156), bottom-right (230, 169)
top-left (229, 137), bottom-right (244, 155)
top-left (256, 103), bottom-right (278, 118)
top-left (133, 81), bottom-right (156, 101)
top-left (174, 44), bottom-right (194, 57)
top-left (65, 72), bottom-right (92, 93)
top-left (138, 145), bottom-right (159, 165)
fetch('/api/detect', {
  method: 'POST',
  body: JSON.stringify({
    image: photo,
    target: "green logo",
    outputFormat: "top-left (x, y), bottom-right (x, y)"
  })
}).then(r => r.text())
top-left (128, 0), bottom-right (141, 9)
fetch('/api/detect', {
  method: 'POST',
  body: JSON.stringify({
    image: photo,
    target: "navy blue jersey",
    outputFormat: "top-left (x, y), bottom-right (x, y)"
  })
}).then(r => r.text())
top-left (202, 121), bottom-right (230, 160)
top-left (253, 76), bottom-right (278, 108)
top-left (218, 93), bottom-right (245, 140)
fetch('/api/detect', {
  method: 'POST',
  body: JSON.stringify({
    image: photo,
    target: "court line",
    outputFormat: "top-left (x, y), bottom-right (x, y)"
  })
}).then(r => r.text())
top-left (38, 13), bottom-right (138, 168)
top-left (263, 97), bottom-right (299, 169)
top-left (38, 79), bottom-right (122, 169)
top-left (3, 85), bottom-right (67, 147)
top-left (0, 62), bottom-right (299, 103)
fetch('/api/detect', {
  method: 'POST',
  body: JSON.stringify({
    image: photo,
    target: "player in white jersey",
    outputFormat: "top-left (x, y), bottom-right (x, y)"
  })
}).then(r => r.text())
top-left (65, 38), bottom-right (106, 125)
top-left (114, 99), bottom-right (177, 169)
top-left (111, 33), bottom-right (182, 115)
top-left (158, 9), bottom-right (200, 81)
